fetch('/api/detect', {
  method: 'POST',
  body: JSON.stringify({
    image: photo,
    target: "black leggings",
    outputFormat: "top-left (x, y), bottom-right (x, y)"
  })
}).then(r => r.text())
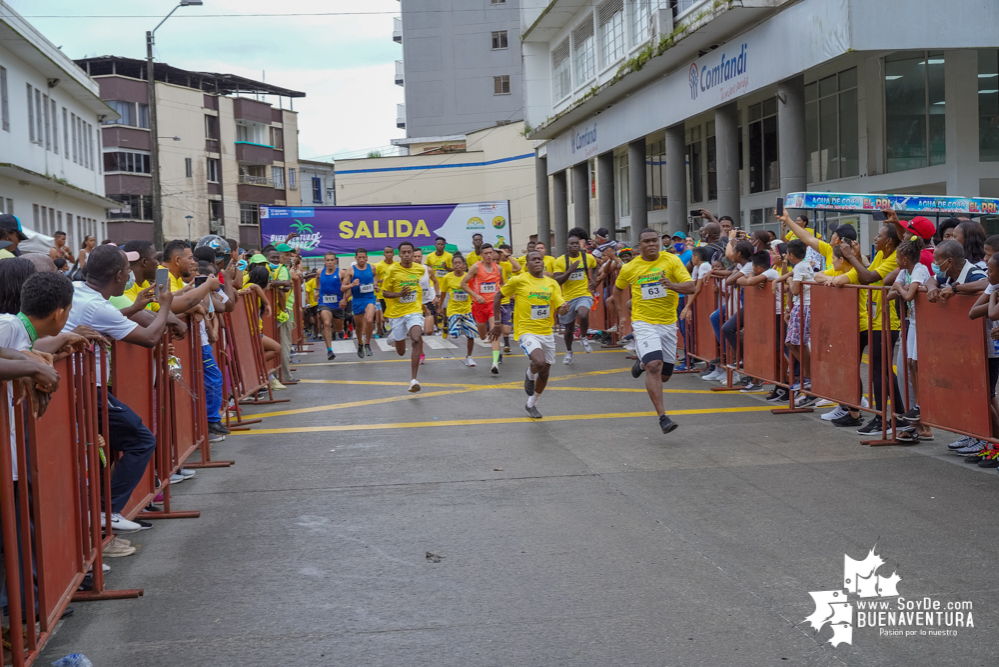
top-left (860, 329), bottom-right (903, 415)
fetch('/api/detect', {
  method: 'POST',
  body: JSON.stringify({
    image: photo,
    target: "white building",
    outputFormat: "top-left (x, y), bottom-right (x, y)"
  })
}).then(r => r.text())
top-left (299, 160), bottom-right (336, 207)
top-left (522, 0), bottom-right (999, 248)
top-left (0, 2), bottom-right (118, 250)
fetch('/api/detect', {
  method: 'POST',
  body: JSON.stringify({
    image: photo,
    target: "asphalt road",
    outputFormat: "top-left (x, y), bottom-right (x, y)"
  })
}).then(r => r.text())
top-left (40, 336), bottom-right (998, 666)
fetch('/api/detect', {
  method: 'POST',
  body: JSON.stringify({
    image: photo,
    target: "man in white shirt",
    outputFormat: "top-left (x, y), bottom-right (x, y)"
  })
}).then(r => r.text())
top-left (63, 245), bottom-right (175, 534)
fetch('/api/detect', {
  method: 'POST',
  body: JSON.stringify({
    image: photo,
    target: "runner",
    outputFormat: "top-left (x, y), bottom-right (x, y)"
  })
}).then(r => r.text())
top-left (533, 241), bottom-right (557, 276)
top-left (553, 228), bottom-right (598, 364)
top-left (516, 240), bottom-right (538, 275)
top-left (425, 237), bottom-right (453, 334)
top-left (613, 228), bottom-right (695, 434)
top-left (465, 233), bottom-right (485, 267)
top-left (461, 243), bottom-right (504, 374)
top-left (440, 255), bottom-right (477, 366)
top-left (491, 250), bottom-right (568, 419)
top-left (374, 246), bottom-right (396, 338)
top-left (343, 247), bottom-right (377, 358)
top-left (496, 245), bottom-right (521, 356)
top-left (380, 241), bottom-right (426, 392)
top-left (412, 248), bottom-right (441, 341)
top-left (316, 251), bottom-right (345, 360)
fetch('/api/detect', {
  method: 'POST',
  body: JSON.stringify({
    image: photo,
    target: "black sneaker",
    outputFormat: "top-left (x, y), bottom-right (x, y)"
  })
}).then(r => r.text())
top-left (524, 373), bottom-right (535, 397)
top-left (208, 421), bottom-right (230, 436)
top-left (365, 344), bottom-right (372, 357)
top-left (978, 456), bottom-right (999, 468)
top-left (902, 406), bottom-right (921, 421)
top-left (659, 414), bottom-right (678, 434)
top-left (327, 349), bottom-right (336, 361)
top-left (856, 418), bottom-right (884, 435)
top-left (357, 345), bottom-right (365, 359)
top-left (766, 387), bottom-right (789, 403)
top-left (832, 414), bottom-right (864, 427)
top-left (795, 394), bottom-right (820, 408)
top-left (966, 452), bottom-right (987, 464)
top-left (135, 518), bottom-right (154, 530)
top-left (498, 353), bottom-right (503, 364)
top-left (632, 358), bottom-right (645, 378)
top-left (525, 403), bottom-right (542, 419)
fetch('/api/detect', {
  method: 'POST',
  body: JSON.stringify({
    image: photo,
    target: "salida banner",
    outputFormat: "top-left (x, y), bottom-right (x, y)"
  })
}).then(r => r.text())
top-left (260, 202), bottom-right (511, 256)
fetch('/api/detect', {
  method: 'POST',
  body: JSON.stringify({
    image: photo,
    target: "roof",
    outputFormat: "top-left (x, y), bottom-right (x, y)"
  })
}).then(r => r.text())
top-left (74, 56), bottom-right (306, 98)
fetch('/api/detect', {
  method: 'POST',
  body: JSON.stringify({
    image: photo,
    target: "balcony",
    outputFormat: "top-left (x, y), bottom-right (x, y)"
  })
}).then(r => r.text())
top-left (238, 173), bottom-right (273, 187)
top-left (235, 141), bottom-right (275, 165)
top-left (393, 16), bottom-right (402, 43)
top-left (232, 97), bottom-right (273, 124)
top-left (396, 103), bottom-right (406, 130)
top-left (395, 60), bottom-right (404, 86)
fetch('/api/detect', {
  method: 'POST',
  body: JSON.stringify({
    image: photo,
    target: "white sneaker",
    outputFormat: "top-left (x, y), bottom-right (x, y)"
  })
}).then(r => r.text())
top-left (606, 324), bottom-right (618, 333)
top-left (822, 406), bottom-right (849, 421)
top-left (408, 379), bottom-right (422, 393)
top-left (582, 338), bottom-right (592, 353)
top-left (623, 341), bottom-right (635, 351)
top-left (815, 398), bottom-right (835, 408)
top-left (179, 468), bottom-right (195, 479)
top-left (563, 352), bottom-right (573, 365)
top-left (703, 368), bottom-right (724, 382)
top-left (101, 512), bottom-right (141, 534)
top-left (721, 372), bottom-right (740, 385)
top-left (170, 473), bottom-right (185, 484)
top-left (463, 356), bottom-right (476, 367)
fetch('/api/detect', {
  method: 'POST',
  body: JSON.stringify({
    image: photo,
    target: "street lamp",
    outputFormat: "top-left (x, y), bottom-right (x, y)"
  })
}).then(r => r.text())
top-left (147, 0), bottom-right (204, 250)
top-left (186, 215), bottom-right (194, 243)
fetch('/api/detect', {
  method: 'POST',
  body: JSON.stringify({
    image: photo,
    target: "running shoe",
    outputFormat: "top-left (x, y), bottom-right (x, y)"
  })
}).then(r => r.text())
top-left (464, 357), bottom-right (476, 367)
top-left (832, 414), bottom-right (864, 427)
top-left (582, 338), bottom-right (592, 353)
top-left (357, 345), bottom-right (365, 359)
top-left (101, 512), bottom-right (141, 534)
top-left (857, 418), bottom-right (888, 436)
top-left (490, 364), bottom-right (499, 375)
top-left (631, 359), bottom-right (645, 378)
top-left (365, 344), bottom-right (372, 356)
top-left (419, 353), bottom-right (426, 365)
top-left (408, 380), bottom-right (421, 393)
top-left (795, 394), bottom-right (819, 408)
top-left (524, 373), bottom-right (535, 397)
top-left (956, 439), bottom-right (986, 455)
top-left (525, 403), bottom-right (542, 419)
top-left (821, 406), bottom-right (849, 421)
top-left (563, 351), bottom-right (573, 365)
top-left (674, 363), bottom-right (688, 372)
top-left (658, 414), bottom-right (679, 434)
top-left (902, 406), bottom-right (921, 421)
top-left (948, 435), bottom-right (976, 450)
top-left (504, 345), bottom-right (511, 354)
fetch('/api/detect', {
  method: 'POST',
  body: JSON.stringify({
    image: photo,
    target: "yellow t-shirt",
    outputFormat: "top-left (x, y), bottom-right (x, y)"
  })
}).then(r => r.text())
top-left (868, 250), bottom-right (900, 331)
top-left (500, 273), bottom-right (565, 338)
top-left (382, 263), bottom-right (424, 318)
top-left (615, 253), bottom-right (692, 325)
top-left (304, 278), bottom-right (319, 307)
top-left (553, 253), bottom-right (597, 301)
top-left (517, 254), bottom-right (555, 275)
top-left (425, 251), bottom-right (453, 279)
top-left (124, 279), bottom-right (160, 312)
top-left (374, 260), bottom-right (395, 299)
top-left (498, 260), bottom-right (515, 305)
top-left (439, 272), bottom-right (472, 315)
top-left (466, 250), bottom-right (482, 267)
top-left (169, 272), bottom-right (186, 293)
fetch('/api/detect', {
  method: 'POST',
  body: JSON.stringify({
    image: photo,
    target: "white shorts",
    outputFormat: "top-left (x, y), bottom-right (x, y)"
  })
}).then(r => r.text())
top-left (632, 320), bottom-right (679, 367)
top-left (906, 319), bottom-right (917, 360)
top-left (518, 333), bottom-right (556, 366)
top-left (388, 312), bottom-right (424, 342)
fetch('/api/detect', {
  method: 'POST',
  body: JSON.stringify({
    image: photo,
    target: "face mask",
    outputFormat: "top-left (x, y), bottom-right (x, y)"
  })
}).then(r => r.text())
top-left (268, 262), bottom-right (280, 270)
top-left (931, 263), bottom-right (940, 274)
top-left (125, 271), bottom-right (135, 291)
top-left (237, 260), bottom-right (247, 271)
top-left (674, 243), bottom-right (685, 253)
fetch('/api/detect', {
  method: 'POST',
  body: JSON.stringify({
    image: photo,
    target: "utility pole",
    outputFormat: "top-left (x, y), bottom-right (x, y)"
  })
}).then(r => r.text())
top-left (147, 30), bottom-right (163, 250)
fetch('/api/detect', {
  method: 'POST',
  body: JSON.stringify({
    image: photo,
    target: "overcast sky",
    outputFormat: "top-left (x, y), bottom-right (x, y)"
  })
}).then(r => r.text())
top-left (8, 0), bottom-right (405, 160)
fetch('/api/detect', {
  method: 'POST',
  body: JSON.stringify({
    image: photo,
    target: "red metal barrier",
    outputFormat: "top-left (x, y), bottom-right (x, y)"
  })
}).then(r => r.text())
top-left (742, 285), bottom-right (778, 383)
top-left (688, 276), bottom-right (718, 363)
top-left (809, 284), bottom-right (863, 407)
top-left (111, 342), bottom-right (157, 519)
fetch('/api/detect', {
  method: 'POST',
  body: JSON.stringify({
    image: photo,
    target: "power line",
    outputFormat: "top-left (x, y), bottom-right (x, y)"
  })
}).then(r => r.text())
top-left (19, 10), bottom-right (515, 18)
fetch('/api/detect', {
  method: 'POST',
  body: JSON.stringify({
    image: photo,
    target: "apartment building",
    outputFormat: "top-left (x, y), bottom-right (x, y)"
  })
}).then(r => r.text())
top-left (0, 2), bottom-right (118, 251)
top-left (299, 160), bottom-right (336, 207)
top-left (522, 0), bottom-right (999, 248)
top-left (75, 56), bottom-right (305, 247)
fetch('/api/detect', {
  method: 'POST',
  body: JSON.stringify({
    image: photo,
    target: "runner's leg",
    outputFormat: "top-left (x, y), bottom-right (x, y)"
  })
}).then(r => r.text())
top-left (409, 324), bottom-right (423, 381)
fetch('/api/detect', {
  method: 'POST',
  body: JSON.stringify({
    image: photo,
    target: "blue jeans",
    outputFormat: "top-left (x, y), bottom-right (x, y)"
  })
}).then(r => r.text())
top-left (203, 344), bottom-right (223, 423)
top-left (100, 394), bottom-right (157, 514)
top-left (710, 308), bottom-right (721, 343)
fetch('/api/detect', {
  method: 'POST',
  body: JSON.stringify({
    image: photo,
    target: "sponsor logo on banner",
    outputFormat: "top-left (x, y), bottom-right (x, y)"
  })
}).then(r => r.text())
top-left (689, 43), bottom-right (749, 102)
top-left (467, 217), bottom-right (485, 229)
top-left (570, 122), bottom-right (599, 159)
top-left (804, 544), bottom-right (974, 647)
top-left (492, 216), bottom-right (506, 229)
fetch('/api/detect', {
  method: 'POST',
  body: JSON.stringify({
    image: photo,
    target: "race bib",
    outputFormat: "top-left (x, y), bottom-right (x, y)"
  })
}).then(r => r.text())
top-left (436, 268), bottom-right (448, 277)
top-left (359, 283), bottom-right (374, 294)
top-left (530, 304), bottom-right (550, 320)
top-left (322, 294), bottom-right (338, 305)
top-left (453, 291), bottom-right (468, 302)
top-left (569, 270), bottom-right (584, 281)
top-left (400, 292), bottom-right (417, 304)
top-left (480, 282), bottom-right (497, 294)
top-left (640, 282), bottom-right (667, 300)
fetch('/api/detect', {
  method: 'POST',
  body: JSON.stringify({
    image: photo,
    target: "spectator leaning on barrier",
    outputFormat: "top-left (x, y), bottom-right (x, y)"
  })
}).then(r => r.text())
top-left (63, 245), bottom-right (176, 541)
top-left (887, 212), bottom-right (936, 271)
top-left (775, 240), bottom-right (813, 396)
top-left (955, 220), bottom-right (988, 271)
top-left (732, 250), bottom-right (781, 393)
top-left (265, 244), bottom-right (295, 383)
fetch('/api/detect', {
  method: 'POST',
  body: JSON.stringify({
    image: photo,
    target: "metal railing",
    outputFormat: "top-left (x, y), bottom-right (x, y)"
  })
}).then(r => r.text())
top-left (238, 173), bottom-right (274, 187)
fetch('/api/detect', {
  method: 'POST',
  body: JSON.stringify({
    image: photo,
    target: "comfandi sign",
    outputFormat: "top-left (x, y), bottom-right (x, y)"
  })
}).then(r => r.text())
top-left (570, 122), bottom-right (599, 159)
top-left (688, 43), bottom-right (749, 103)
top-left (260, 202), bottom-right (511, 256)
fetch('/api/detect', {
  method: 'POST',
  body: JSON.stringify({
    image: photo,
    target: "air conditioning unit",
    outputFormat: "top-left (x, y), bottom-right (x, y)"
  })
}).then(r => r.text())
top-left (209, 219), bottom-right (220, 234)
top-left (650, 7), bottom-right (673, 38)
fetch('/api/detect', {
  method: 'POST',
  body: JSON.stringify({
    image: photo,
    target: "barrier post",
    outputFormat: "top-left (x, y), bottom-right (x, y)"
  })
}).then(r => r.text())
top-left (712, 283), bottom-right (743, 392)
top-left (771, 280), bottom-right (814, 415)
top-left (236, 291), bottom-right (290, 409)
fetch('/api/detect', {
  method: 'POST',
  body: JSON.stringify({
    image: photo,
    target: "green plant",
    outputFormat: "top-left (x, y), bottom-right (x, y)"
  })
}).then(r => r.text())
top-left (367, 150), bottom-right (383, 158)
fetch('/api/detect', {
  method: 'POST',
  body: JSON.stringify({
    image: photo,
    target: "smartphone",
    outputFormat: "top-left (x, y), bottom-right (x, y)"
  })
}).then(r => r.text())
top-left (775, 197), bottom-right (784, 216)
top-left (154, 267), bottom-right (170, 294)
top-left (689, 209), bottom-right (702, 217)
top-left (873, 210), bottom-right (886, 222)
top-left (194, 275), bottom-right (207, 287)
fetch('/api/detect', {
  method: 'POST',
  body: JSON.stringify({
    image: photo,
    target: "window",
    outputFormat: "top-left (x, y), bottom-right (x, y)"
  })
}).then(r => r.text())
top-left (103, 151), bottom-right (151, 174)
top-left (885, 51), bottom-right (945, 173)
top-left (0, 66), bottom-right (8, 132)
top-left (240, 203), bottom-right (260, 226)
top-left (272, 166), bottom-right (285, 189)
top-left (236, 122), bottom-right (267, 145)
top-left (288, 168), bottom-right (297, 190)
top-left (50, 98), bottom-right (57, 154)
top-left (491, 30), bottom-right (508, 50)
top-left (4, 199), bottom-right (11, 215)
top-left (312, 176), bottom-right (322, 203)
top-left (804, 67), bottom-right (859, 183)
top-left (62, 108), bottom-right (68, 158)
top-left (185, 157), bottom-right (193, 178)
top-left (616, 152), bottom-right (630, 219)
top-left (706, 120), bottom-right (717, 201)
top-left (646, 139), bottom-right (666, 211)
top-left (207, 158), bottom-right (221, 183)
top-left (686, 126), bottom-right (703, 203)
top-left (70, 113), bottom-right (77, 162)
top-left (748, 99), bottom-right (779, 193)
top-left (86, 122), bottom-right (94, 170)
top-left (979, 49), bottom-right (999, 162)
top-left (209, 200), bottom-right (223, 225)
top-left (490, 0), bottom-right (506, 4)
top-left (552, 39), bottom-right (571, 101)
top-left (572, 19), bottom-right (595, 87)
top-left (104, 101), bottom-right (150, 129)
top-left (270, 126), bottom-right (283, 150)
top-left (205, 114), bottom-right (219, 140)
top-left (43, 94), bottom-right (50, 150)
top-left (493, 75), bottom-right (511, 95)
top-left (26, 84), bottom-right (34, 143)
top-left (598, 0), bottom-right (625, 68)
top-left (34, 89), bottom-right (42, 146)
top-left (630, 0), bottom-right (651, 46)
top-left (108, 194), bottom-right (153, 220)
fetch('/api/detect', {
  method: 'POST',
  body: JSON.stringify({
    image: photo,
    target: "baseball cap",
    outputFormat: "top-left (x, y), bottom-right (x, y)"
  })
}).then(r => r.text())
top-left (828, 222), bottom-right (858, 242)
top-left (899, 215), bottom-right (935, 241)
top-left (275, 243), bottom-right (293, 252)
top-left (0, 214), bottom-right (28, 241)
top-left (595, 227), bottom-right (609, 238)
top-left (671, 231), bottom-right (687, 240)
top-left (249, 253), bottom-right (268, 264)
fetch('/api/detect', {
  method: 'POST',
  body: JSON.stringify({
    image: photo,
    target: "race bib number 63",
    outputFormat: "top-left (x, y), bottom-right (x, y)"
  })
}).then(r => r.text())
top-left (640, 282), bottom-right (666, 300)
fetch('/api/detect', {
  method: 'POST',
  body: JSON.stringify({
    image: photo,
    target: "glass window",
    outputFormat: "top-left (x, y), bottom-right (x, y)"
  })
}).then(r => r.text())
top-left (630, 0), bottom-right (651, 46)
top-left (598, 0), bottom-right (625, 67)
top-left (706, 120), bottom-right (717, 201)
top-left (270, 127), bottom-right (284, 149)
top-left (108, 194), bottom-right (153, 220)
top-left (288, 168), bottom-right (297, 190)
top-left (185, 157), bottom-right (193, 178)
top-left (616, 153), bottom-right (629, 219)
top-left (748, 101), bottom-right (779, 193)
top-left (885, 52), bottom-right (946, 173)
top-left (686, 126), bottom-right (703, 203)
top-left (552, 39), bottom-right (571, 101)
top-left (0, 66), bottom-right (7, 132)
top-left (240, 203), bottom-right (259, 226)
top-left (103, 151), bottom-right (151, 174)
top-left (272, 166), bottom-right (285, 189)
top-left (208, 158), bottom-right (220, 183)
top-left (493, 75), bottom-right (511, 95)
top-left (205, 115), bottom-right (219, 140)
top-left (646, 139), bottom-right (666, 211)
top-left (981, 50), bottom-right (999, 161)
top-left (491, 30), bottom-right (508, 50)
top-left (312, 177), bottom-right (323, 203)
top-left (572, 18), bottom-right (595, 87)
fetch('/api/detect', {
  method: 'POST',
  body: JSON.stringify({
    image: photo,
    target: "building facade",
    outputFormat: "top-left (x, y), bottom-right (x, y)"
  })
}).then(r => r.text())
top-left (75, 56), bottom-right (304, 247)
top-left (398, 0), bottom-right (525, 139)
top-left (0, 2), bottom-right (118, 251)
top-left (299, 160), bottom-right (337, 207)
top-left (522, 0), bottom-right (999, 249)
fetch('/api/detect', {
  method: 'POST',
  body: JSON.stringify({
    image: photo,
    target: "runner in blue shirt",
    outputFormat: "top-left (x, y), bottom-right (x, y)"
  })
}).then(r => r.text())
top-left (344, 247), bottom-right (377, 358)
top-left (317, 251), bottom-right (344, 360)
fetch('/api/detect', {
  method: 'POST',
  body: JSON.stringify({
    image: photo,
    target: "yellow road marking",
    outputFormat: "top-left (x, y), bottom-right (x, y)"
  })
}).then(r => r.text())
top-left (294, 348), bottom-right (629, 367)
top-left (233, 406), bottom-right (776, 435)
top-left (544, 386), bottom-right (767, 394)
top-left (297, 379), bottom-right (479, 389)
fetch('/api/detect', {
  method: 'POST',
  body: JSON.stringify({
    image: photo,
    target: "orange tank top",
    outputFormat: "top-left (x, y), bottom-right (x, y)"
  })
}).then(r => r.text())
top-left (469, 261), bottom-right (502, 298)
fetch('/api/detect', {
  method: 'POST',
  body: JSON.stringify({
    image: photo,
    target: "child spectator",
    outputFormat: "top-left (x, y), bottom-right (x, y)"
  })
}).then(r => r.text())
top-left (955, 220), bottom-right (988, 270)
top-left (776, 240), bottom-right (812, 394)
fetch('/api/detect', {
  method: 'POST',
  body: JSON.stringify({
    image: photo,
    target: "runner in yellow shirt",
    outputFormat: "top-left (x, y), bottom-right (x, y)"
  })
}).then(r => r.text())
top-left (439, 255), bottom-right (477, 366)
top-left (496, 244), bottom-right (521, 355)
top-left (613, 228), bottom-right (694, 434)
top-left (373, 246), bottom-right (396, 338)
top-left (425, 238), bottom-right (453, 279)
top-left (491, 250), bottom-right (568, 419)
top-left (553, 228), bottom-right (598, 364)
top-left (465, 233), bottom-right (485, 268)
top-left (380, 241), bottom-right (426, 392)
